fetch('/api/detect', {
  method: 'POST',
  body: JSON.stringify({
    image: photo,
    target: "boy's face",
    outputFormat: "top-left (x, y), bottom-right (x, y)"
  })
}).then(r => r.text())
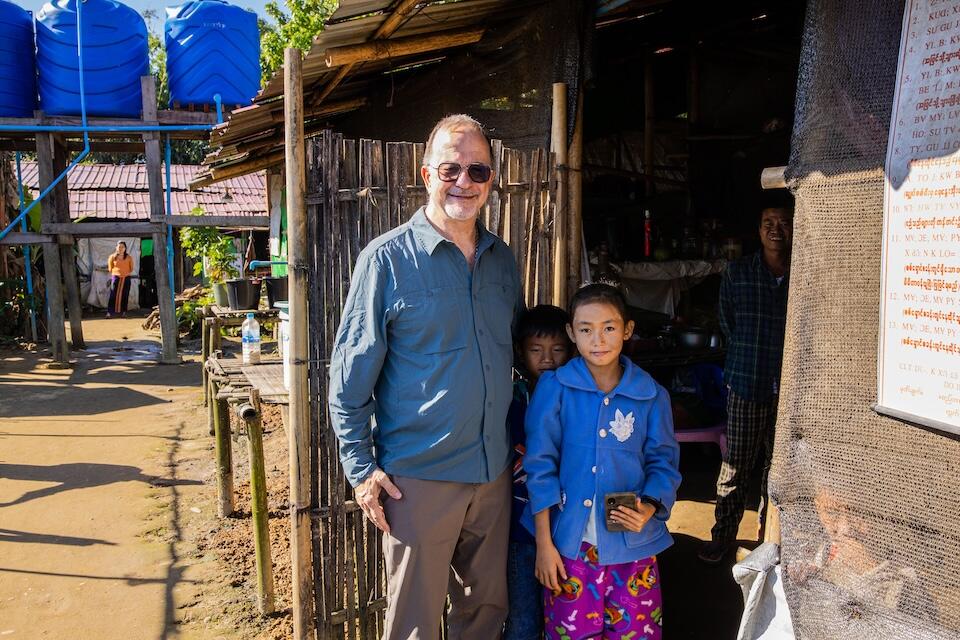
top-left (521, 334), bottom-right (571, 380)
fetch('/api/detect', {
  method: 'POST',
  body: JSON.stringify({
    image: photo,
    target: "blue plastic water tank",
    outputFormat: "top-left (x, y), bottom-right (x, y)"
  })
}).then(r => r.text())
top-left (0, 0), bottom-right (36, 117)
top-left (36, 0), bottom-right (149, 118)
top-left (165, 0), bottom-right (259, 107)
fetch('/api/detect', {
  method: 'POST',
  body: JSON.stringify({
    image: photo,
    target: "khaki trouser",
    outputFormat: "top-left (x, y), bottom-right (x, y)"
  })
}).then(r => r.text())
top-left (382, 468), bottom-right (511, 640)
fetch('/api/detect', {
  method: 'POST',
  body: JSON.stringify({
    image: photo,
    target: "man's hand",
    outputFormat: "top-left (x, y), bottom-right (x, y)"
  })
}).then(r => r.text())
top-left (535, 541), bottom-right (568, 593)
top-left (354, 468), bottom-right (402, 534)
top-left (610, 499), bottom-right (656, 533)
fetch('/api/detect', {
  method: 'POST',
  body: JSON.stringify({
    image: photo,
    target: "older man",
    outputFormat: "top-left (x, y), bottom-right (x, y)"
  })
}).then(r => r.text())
top-left (699, 204), bottom-right (793, 564)
top-left (329, 114), bottom-right (522, 639)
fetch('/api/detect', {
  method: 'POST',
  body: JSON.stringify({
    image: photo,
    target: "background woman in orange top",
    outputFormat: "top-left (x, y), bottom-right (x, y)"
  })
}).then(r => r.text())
top-left (106, 241), bottom-right (134, 318)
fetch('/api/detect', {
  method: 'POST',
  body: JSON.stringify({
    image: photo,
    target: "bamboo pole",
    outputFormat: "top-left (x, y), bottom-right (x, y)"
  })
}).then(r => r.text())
top-left (688, 47), bottom-right (700, 129)
top-left (285, 47), bottom-right (314, 640)
top-left (644, 53), bottom-right (655, 197)
top-left (323, 27), bottom-right (485, 68)
top-left (311, 0), bottom-right (422, 106)
top-left (239, 388), bottom-right (275, 615)
top-left (211, 370), bottom-right (235, 517)
top-left (550, 83), bottom-right (568, 308)
top-left (761, 166), bottom-right (788, 189)
top-left (566, 89), bottom-right (584, 297)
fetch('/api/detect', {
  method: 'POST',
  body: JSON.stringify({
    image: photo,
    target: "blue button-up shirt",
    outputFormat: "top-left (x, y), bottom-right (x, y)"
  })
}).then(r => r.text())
top-left (328, 207), bottom-right (523, 487)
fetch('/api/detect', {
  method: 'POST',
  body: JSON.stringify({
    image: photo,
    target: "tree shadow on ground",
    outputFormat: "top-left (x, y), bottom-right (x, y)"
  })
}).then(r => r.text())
top-left (0, 462), bottom-right (202, 508)
top-left (0, 384), bottom-right (169, 418)
top-left (0, 528), bottom-right (117, 547)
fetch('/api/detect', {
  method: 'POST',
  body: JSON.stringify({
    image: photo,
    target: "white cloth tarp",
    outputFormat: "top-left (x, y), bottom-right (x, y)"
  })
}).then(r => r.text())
top-left (616, 259), bottom-right (726, 315)
top-left (733, 542), bottom-right (796, 640)
top-left (75, 238), bottom-right (141, 310)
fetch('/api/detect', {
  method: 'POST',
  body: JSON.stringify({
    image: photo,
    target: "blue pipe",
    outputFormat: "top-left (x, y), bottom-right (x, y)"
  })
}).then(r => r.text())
top-left (0, 124), bottom-right (214, 133)
top-left (15, 153), bottom-right (38, 343)
top-left (248, 260), bottom-right (287, 269)
top-left (165, 134), bottom-right (175, 306)
top-left (213, 93), bottom-right (223, 124)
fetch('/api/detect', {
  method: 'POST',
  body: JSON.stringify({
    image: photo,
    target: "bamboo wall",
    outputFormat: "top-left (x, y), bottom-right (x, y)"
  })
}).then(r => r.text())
top-left (306, 131), bottom-right (558, 638)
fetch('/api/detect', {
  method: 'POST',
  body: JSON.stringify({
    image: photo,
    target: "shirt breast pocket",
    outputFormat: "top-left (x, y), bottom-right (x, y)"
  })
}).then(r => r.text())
top-left (480, 280), bottom-right (515, 345)
top-left (392, 287), bottom-right (469, 354)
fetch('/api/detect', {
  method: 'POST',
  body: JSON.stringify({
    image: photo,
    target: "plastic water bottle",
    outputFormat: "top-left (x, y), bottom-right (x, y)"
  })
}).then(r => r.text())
top-left (241, 312), bottom-right (261, 365)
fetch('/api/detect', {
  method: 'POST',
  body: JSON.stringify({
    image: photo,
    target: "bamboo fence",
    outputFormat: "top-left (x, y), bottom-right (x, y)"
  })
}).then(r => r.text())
top-left (306, 130), bottom-right (559, 638)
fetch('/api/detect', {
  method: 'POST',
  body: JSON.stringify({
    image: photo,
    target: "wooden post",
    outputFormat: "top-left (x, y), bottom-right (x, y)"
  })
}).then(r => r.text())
top-left (550, 83), bottom-right (568, 309)
top-left (241, 388), bottom-right (275, 615)
top-left (688, 47), bottom-right (700, 129)
top-left (644, 53), bottom-right (655, 197)
top-left (211, 372), bottom-right (235, 517)
top-left (763, 501), bottom-right (781, 545)
top-left (566, 89), bottom-right (584, 298)
top-left (51, 135), bottom-right (85, 349)
top-left (141, 76), bottom-right (179, 364)
top-left (201, 316), bottom-right (211, 406)
top-left (285, 47), bottom-right (314, 640)
top-left (35, 131), bottom-right (69, 366)
top-left (323, 27), bottom-right (485, 68)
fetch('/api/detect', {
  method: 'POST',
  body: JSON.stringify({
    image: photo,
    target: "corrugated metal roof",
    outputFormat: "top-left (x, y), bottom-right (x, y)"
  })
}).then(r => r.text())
top-left (19, 161), bottom-right (266, 220)
top-left (195, 0), bottom-right (546, 187)
top-left (19, 162), bottom-right (265, 194)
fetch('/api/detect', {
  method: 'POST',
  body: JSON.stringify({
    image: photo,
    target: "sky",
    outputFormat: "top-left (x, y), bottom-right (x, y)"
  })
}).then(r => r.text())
top-left (22, 0), bottom-right (273, 24)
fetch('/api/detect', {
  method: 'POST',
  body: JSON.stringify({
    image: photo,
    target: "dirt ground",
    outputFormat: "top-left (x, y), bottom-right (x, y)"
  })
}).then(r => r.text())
top-left (0, 313), bottom-right (760, 639)
top-left (0, 314), bottom-right (292, 640)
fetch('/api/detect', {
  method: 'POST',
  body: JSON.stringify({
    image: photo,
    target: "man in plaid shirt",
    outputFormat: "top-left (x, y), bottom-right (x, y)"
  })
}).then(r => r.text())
top-left (699, 205), bottom-right (793, 564)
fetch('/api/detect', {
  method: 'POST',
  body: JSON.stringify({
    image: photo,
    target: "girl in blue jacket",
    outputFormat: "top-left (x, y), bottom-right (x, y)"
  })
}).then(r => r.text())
top-left (522, 283), bottom-right (681, 640)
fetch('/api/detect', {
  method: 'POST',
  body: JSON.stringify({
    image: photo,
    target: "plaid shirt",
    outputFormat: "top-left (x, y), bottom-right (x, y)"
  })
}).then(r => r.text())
top-left (719, 252), bottom-right (789, 402)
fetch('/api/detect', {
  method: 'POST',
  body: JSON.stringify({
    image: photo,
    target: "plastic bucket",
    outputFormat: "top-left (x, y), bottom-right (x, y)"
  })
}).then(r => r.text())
top-left (275, 301), bottom-right (290, 389)
top-left (212, 281), bottom-right (229, 306)
top-left (263, 276), bottom-right (288, 308)
top-left (225, 278), bottom-right (260, 310)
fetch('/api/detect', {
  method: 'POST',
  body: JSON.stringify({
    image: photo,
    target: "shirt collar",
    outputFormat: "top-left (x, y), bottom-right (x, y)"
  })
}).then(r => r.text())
top-left (555, 356), bottom-right (657, 400)
top-left (410, 206), bottom-right (495, 256)
top-left (752, 251), bottom-right (789, 285)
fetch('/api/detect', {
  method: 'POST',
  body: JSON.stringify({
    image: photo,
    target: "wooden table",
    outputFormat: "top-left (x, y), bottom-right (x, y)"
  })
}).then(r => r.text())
top-left (201, 305), bottom-right (281, 407)
top-left (203, 354), bottom-right (283, 615)
top-left (206, 356), bottom-right (288, 405)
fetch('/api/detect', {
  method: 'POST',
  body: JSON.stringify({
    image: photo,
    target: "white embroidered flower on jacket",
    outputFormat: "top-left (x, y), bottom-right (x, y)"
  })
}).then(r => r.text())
top-left (609, 409), bottom-right (635, 442)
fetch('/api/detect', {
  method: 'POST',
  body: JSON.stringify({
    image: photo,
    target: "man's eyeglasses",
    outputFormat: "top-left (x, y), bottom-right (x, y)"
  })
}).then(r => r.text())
top-left (431, 162), bottom-right (493, 184)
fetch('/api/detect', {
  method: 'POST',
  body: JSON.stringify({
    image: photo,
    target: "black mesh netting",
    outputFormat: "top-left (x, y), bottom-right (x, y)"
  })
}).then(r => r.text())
top-left (774, 1), bottom-right (960, 638)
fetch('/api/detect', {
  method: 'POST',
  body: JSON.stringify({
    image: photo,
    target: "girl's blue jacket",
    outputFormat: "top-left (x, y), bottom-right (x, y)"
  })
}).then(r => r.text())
top-left (521, 356), bottom-right (681, 565)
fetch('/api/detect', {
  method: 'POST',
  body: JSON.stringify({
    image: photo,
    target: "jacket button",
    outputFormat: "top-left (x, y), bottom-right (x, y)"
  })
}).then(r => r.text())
top-left (591, 466), bottom-right (597, 474)
top-left (599, 429), bottom-right (607, 438)
top-left (603, 397), bottom-right (610, 406)
top-left (583, 499), bottom-right (593, 508)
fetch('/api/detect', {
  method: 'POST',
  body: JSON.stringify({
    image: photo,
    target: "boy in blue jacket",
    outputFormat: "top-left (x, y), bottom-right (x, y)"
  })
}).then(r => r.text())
top-left (505, 305), bottom-right (573, 640)
top-left (523, 284), bottom-right (681, 640)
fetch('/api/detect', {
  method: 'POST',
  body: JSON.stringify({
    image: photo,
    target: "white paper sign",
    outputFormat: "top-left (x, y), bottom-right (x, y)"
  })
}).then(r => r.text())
top-left (877, 0), bottom-right (960, 435)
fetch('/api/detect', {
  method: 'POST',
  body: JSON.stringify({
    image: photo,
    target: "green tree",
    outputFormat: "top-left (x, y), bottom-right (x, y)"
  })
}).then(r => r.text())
top-left (259, 0), bottom-right (338, 83)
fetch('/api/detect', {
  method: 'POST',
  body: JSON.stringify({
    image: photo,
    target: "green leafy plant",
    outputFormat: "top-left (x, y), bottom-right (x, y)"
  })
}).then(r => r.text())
top-left (176, 291), bottom-right (215, 338)
top-left (179, 207), bottom-right (239, 283)
top-left (259, 0), bottom-right (337, 83)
